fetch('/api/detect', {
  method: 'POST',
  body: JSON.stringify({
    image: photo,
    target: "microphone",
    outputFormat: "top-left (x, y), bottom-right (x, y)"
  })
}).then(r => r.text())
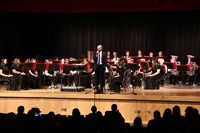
top-left (96, 51), bottom-right (99, 56)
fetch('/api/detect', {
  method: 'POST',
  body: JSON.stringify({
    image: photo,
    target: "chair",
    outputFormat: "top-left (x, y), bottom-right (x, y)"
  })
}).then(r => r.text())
top-left (0, 77), bottom-right (10, 90)
top-left (0, 77), bottom-right (9, 84)
top-left (107, 64), bottom-right (122, 92)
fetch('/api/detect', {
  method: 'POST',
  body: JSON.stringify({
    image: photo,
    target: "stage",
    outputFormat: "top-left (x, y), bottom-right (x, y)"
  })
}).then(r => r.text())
top-left (0, 84), bottom-right (200, 124)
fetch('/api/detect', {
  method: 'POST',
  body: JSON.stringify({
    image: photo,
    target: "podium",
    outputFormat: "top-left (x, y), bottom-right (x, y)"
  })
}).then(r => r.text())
top-left (61, 64), bottom-right (86, 92)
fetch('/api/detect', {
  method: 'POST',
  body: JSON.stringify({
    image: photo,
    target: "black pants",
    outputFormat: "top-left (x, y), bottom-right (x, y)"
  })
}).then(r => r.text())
top-left (10, 75), bottom-right (23, 90)
top-left (145, 75), bottom-right (160, 89)
top-left (29, 75), bottom-right (42, 89)
top-left (94, 65), bottom-right (105, 93)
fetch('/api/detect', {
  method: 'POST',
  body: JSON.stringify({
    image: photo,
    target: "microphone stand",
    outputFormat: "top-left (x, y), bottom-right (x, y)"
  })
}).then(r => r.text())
top-left (142, 70), bottom-right (146, 90)
top-left (132, 71), bottom-right (137, 95)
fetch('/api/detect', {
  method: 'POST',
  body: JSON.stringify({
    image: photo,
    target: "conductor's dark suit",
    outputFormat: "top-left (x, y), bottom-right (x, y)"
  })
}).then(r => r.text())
top-left (93, 51), bottom-right (107, 93)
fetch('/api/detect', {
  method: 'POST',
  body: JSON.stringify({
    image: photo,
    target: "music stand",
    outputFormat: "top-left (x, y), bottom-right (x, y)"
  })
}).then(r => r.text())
top-left (132, 56), bottom-right (142, 63)
top-left (17, 63), bottom-right (24, 72)
top-left (125, 63), bottom-right (140, 74)
top-left (144, 56), bottom-right (152, 61)
top-left (63, 64), bottom-right (74, 74)
top-left (177, 65), bottom-right (189, 72)
top-left (73, 64), bottom-right (87, 88)
top-left (48, 63), bottom-right (60, 72)
top-left (164, 62), bottom-right (174, 69)
top-left (140, 61), bottom-right (149, 71)
top-left (36, 63), bottom-right (47, 72)
top-left (22, 63), bottom-right (34, 74)
top-left (35, 63), bottom-right (47, 85)
top-left (53, 60), bottom-right (61, 64)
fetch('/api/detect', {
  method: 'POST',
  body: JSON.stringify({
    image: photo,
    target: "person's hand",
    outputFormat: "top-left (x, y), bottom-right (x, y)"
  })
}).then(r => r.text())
top-left (8, 74), bottom-right (13, 77)
top-left (21, 72), bottom-right (26, 75)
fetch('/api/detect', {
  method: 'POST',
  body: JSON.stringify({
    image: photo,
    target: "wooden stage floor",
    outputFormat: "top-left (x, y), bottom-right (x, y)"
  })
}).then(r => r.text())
top-left (0, 84), bottom-right (200, 123)
top-left (1, 84), bottom-right (200, 101)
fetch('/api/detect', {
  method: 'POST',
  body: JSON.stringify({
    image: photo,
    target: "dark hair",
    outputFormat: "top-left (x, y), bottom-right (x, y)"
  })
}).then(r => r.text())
top-left (1, 58), bottom-right (7, 66)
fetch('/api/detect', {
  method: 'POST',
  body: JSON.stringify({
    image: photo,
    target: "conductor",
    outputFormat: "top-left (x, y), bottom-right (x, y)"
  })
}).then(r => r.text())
top-left (93, 44), bottom-right (107, 94)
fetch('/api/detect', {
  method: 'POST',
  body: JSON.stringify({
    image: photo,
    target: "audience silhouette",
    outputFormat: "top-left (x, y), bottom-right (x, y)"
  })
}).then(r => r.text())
top-left (0, 104), bottom-right (199, 133)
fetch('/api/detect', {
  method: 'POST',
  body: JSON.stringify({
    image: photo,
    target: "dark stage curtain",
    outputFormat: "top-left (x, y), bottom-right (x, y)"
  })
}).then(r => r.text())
top-left (0, 11), bottom-right (200, 64)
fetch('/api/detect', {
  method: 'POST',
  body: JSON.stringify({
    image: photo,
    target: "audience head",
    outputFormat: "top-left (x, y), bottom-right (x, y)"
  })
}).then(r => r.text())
top-left (133, 116), bottom-right (142, 126)
top-left (96, 111), bottom-right (103, 117)
top-left (172, 105), bottom-right (181, 116)
top-left (185, 106), bottom-right (194, 117)
top-left (111, 104), bottom-right (118, 112)
top-left (72, 108), bottom-right (81, 117)
top-left (17, 105), bottom-right (25, 114)
top-left (163, 108), bottom-right (172, 118)
top-left (91, 105), bottom-right (97, 113)
top-left (153, 110), bottom-right (161, 119)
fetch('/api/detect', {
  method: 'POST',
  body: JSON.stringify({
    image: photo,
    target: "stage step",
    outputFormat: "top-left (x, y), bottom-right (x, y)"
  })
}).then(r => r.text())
top-left (60, 86), bottom-right (85, 92)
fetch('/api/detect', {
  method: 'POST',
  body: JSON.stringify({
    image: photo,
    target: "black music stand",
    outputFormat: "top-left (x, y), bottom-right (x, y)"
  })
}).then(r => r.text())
top-left (139, 62), bottom-right (150, 91)
top-left (63, 65), bottom-right (74, 74)
top-left (132, 56), bottom-right (142, 63)
top-left (17, 63), bottom-right (24, 72)
top-left (164, 62), bottom-right (174, 69)
top-left (126, 63), bottom-right (140, 72)
top-left (144, 56), bottom-right (152, 61)
top-left (36, 63), bottom-right (46, 73)
top-left (140, 62), bottom-right (149, 71)
top-left (177, 65), bottom-right (189, 72)
top-left (60, 64), bottom-right (74, 87)
top-left (74, 64), bottom-right (87, 88)
top-left (35, 63), bottom-right (47, 85)
top-left (48, 63), bottom-right (60, 72)
top-left (22, 63), bottom-right (34, 74)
